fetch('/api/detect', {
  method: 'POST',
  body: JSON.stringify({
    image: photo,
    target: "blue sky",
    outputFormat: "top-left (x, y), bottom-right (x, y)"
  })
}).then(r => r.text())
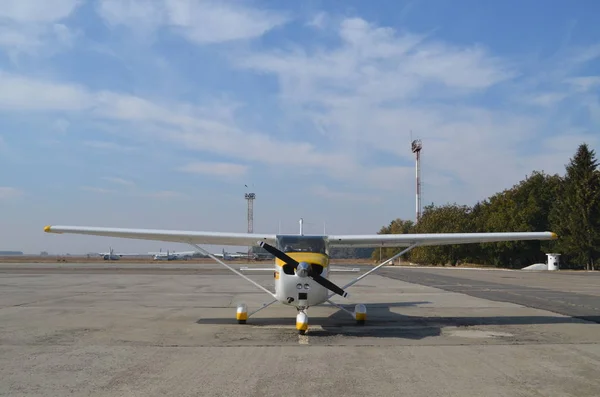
top-left (1, 0), bottom-right (599, 254)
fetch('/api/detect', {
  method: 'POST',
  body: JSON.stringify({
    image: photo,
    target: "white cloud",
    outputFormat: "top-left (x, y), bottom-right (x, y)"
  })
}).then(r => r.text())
top-left (97, 0), bottom-right (288, 44)
top-left (0, 0), bottom-right (80, 22)
top-left (238, 17), bottom-right (512, 105)
top-left (96, 0), bottom-right (166, 34)
top-left (2, 15), bottom-right (598, 206)
top-left (0, 71), bottom-right (358, 181)
top-left (310, 185), bottom-right (381, 203)
top-left (565, 76), bottom-right (600, 93)
top-left (83, 141), bottom-right (137, 152)
top-left (52, 118), bottom-right (71, 134)
top-left (523, 92), bottom-right (568, 107)
top-left (233, 18), bottom-right (600, 203)
top-left (570, 43), bottom-right (600, 65)
top-left (178, 161), bottom-right (248, 178)
top-left (80, 186), bottom-right (114, 194)
top-left (142, 190), bottom-right (188, 199)
top-left (0, 187), bottom-right (23, 199)
top-left (81, 185), bottom-right (187, 200)
top-left (0, 0), bottom-right (81, 56)
top-left (307, 12), bottom-right (327, 29)
top-left (102, 177), bottom-right (135, 187)
top-left (0, 71), bottom-right (92, 110)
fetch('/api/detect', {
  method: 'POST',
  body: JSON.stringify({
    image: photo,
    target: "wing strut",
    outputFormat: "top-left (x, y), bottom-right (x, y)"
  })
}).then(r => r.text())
top-left (189, 243), bottom-right (276, 299)
top-left (327, 243), bottom-right (419, 299)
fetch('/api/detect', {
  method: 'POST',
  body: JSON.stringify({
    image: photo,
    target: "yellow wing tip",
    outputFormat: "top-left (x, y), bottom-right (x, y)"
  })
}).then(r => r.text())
top-left (44, 225), bottom-right (52, 233)
top-left (550, 232), bottom-right (558, 240)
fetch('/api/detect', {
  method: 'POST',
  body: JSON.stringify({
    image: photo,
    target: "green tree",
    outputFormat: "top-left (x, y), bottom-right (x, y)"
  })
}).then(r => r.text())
top-left (410, 203), bottom-right (475, 266)
top-left (370, 218), bottom-right (415, 262)
top-left (371, 143), bottom-right (597, 270)
top-left (475, 171), bottom-right (561, 268)
top-left (550, 143), bottom-right (600, 270)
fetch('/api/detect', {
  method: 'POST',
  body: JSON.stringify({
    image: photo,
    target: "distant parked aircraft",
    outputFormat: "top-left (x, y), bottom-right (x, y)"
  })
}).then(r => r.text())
top-left (97, 247), bottom-right (149, 260)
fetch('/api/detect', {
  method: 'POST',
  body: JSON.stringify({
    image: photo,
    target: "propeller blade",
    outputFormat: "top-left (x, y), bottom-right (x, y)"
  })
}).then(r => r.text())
top-left (310, 272), bottom-right (349, 298)
top-left (258, 242), bottom-right (299, 267)
top-left (259, 242), bottom-right (348, 297)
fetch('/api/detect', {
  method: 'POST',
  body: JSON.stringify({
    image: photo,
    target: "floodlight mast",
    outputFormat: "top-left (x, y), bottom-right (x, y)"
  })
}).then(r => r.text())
top-left (411, 139), bottom-right (422, 223)
top-left (244, 192), bottom-right (255, 259)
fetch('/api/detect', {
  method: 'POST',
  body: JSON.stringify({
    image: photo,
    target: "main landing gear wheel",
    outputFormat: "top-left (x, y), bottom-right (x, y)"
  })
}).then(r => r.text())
top-left (354, 304), bottom-right (366, 325)
top-left (236, 303), bottom-right (248, 324)
top-left (296, 311), bottom-right (308, 335)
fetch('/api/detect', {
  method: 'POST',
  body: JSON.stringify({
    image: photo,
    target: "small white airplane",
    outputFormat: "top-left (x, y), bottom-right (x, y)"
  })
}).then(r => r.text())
top-left (212, 248), bottom-right (242, 260)
top-left (97, 247), bottom-right (148, 260)
top-left (148, 249), bottom-right (197, 261)
top-left (149, 248), bottom-right (246, 261)
top-left (43, 223), bottom-right (557, 334)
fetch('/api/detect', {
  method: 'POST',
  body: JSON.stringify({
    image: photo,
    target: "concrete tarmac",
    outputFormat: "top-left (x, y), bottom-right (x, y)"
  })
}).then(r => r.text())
top-left (1, 263), bottom-right (600, 397)
top-left (379, 267), bottom-right (600, 323)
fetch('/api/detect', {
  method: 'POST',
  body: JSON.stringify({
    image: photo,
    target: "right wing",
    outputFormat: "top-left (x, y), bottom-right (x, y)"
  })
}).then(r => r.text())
top-left (44, 225), bottom-right (277, 246)
top-left (327, 231), bottom-right (557, 248)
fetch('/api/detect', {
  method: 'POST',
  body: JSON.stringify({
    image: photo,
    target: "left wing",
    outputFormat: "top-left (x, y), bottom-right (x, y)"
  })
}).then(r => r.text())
top-left (44, 225), bottom-right (277, 246)
top-left (327, 231), bottom-right (557, 247)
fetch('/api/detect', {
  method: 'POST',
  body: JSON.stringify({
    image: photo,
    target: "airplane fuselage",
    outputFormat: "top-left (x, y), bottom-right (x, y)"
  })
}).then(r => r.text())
top-left (274, 251), bottom-right (330, 307)
top-left (269, 235), bottom-right (333, 308)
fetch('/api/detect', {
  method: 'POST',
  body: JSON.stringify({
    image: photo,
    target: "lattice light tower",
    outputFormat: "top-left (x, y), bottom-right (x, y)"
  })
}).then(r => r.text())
top-left (244, 192), bottom-right (255, 259)
top-left (245, 192), bottom-right (255, 233)
top-left (411, 139), bottom-right (423, 223)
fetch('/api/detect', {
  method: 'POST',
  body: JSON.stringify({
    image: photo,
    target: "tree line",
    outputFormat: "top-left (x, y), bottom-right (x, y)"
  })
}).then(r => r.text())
top-left (372, 143), bottom-right (600, 270)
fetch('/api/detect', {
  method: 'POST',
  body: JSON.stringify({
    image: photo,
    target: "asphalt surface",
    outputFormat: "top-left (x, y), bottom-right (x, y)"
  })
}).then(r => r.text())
top-left (1, 262), bottom-right (600, 397)
top-left (379, 267), bottom-right (600, 324)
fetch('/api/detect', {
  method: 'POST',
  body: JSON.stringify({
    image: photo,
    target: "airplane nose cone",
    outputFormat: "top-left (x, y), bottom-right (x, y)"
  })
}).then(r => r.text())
top-left (296, 262), bottom-right (310, 277)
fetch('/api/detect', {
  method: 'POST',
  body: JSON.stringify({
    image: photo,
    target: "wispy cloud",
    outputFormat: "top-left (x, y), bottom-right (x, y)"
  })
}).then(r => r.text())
top-left (80, 186), bottom-right (114, 194)
top-left (565, 76), bottom-right (600, 93)
top-left (177, 161), bottom-right (248, 178)
top-left (233, 17), bottom-right (600, 201)
top-left (81, 175), bottom-right (189, 201)
top-left (0, 186), bottom-right (23, 199)
top-left (83, 141), bottom-right (137, 152)
top-left (101, 177), bottom-right (135, 187)
top-left (0, 70), bottom-right (91, 110)
top-left (0, 6), bottom-right (600, 217)
top-left (310, 185), bottom-right (381, 203)
top-left (0, 70), bottom-right (362, 183)
top-left (0, 0), bottom-right (80, 22)
top-left (0, 0), bottom-right (81, 58)
top-left (142, 190), bottom-right (189, 200)
top-left (306, 12), bottom-right (327, 29)
top-left (521, 92), bottom-right (568, 107)
top-left (97, 0), bottom-right (289, 44)
top-left (2, 14), bottom-right (598, 203)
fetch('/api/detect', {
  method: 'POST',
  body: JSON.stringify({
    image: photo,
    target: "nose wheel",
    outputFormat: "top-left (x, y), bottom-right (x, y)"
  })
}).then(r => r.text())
top-left (296, 310), bottom-right (308, 335)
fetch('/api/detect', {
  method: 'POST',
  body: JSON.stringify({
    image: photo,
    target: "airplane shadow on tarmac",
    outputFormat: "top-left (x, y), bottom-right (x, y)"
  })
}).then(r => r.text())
top-left (195, 300), bottom-right (592, 340)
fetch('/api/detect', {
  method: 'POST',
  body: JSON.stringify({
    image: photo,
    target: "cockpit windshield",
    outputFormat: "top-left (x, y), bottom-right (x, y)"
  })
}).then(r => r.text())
top-left (276, 235), bottom-right (328, 255)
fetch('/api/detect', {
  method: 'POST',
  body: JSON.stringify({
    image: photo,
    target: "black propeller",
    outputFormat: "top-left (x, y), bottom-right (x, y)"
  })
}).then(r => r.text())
top-left (259, 242), bottom-right (349, 298)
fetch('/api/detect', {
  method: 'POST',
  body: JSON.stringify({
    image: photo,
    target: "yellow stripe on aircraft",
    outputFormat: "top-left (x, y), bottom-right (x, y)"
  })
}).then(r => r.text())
top-left (275, 252), bottom-right (329, 268)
